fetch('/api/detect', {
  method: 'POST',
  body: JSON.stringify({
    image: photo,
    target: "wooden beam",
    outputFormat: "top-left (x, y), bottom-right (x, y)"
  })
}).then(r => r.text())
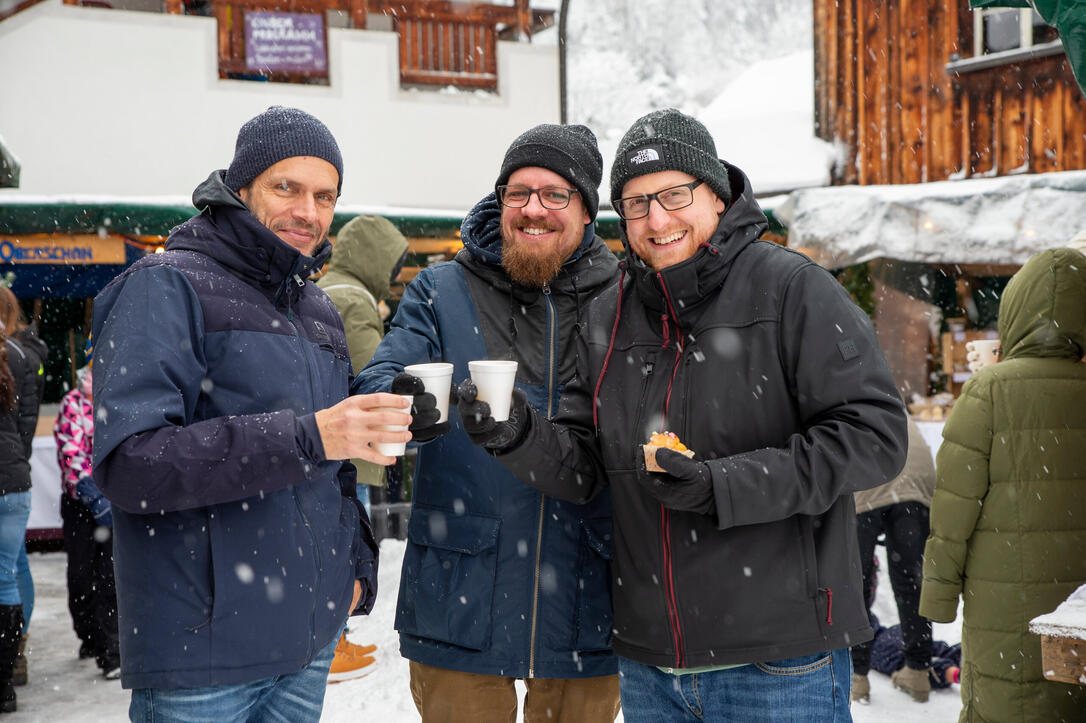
top-left (1039, 635), bottom-right (1086, 687)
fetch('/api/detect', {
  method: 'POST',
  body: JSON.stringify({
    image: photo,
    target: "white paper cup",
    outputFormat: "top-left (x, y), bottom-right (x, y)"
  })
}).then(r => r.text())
top-left (372, 394), bottom-right (413, 456)
top-left (966, 339), bottom-right (1001, 372)
top-left (468, 360), bottom-right (519, 422)
top-left (404, 362), bottom-right (455, 423)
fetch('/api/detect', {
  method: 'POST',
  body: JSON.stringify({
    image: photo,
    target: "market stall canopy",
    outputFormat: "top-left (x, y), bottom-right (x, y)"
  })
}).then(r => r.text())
top-left (775, 169), bottom-right (1086, 269)
top-left (0, 135), bottom-right (18, 188)
top-left (971, 0), bottom-right (1086, 99)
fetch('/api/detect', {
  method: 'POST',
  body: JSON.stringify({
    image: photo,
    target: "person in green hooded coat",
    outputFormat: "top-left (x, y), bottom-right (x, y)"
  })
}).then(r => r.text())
top-left (920, 247), bottom-right (1086, 722)
top-left (317, 214), bottom-right (408, 681)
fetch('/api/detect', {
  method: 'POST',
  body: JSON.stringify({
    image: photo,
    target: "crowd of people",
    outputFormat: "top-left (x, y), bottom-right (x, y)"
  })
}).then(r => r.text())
top-left (0, 105), bottom-right (1083, 722)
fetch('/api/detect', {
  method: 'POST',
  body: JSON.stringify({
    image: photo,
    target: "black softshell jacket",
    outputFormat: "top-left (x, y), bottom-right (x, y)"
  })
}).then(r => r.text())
top-left (498, 161), bottom-right (907, 668)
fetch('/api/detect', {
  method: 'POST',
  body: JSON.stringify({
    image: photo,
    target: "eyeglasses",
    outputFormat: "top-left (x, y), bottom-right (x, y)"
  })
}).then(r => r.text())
top-left (614, 180), bottom-right (704, 220)
top-left (497, 185), bottom-right (579, 211)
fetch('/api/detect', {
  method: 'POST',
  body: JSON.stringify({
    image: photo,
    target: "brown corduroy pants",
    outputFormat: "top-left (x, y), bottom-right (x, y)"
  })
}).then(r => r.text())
top-left (409, 660), bottom-right (621, 723)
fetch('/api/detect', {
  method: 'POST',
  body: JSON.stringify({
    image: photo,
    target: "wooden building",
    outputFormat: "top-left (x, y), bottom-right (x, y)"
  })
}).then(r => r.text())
top-left (807, 1), bottom-right (1086, 402)
top-left (814, 1), bottom-right (1086, 186)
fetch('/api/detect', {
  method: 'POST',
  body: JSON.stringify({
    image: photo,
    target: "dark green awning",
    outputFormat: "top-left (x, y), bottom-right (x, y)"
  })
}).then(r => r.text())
top-left (970, 0), bottom-right (1086, 99)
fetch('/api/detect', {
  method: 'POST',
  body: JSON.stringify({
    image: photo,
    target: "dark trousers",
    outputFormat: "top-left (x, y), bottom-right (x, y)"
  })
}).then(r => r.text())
top-left (851, 500), bottom-right (932, 674)
top-left (60, 495), bottom-right (118, 665)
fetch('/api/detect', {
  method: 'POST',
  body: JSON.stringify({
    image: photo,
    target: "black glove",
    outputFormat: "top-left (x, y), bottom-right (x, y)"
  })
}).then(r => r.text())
top-left (638, 448), bottom-right (716, 515)
top-left (391, 372), bottom-right (448, 442)
top-left (457, 379), bottom-right (530, 451)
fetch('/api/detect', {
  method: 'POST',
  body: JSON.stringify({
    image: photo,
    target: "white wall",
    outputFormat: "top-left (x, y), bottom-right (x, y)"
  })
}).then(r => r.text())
top-left (0, 0), bottom-right (560, 210)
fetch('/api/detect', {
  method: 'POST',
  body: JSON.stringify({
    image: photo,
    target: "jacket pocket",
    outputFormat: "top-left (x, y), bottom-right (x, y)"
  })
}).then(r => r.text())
top-left (396, 505), bottom-right (501, 651)
top-left (571, 517), bottom-right (614, 652)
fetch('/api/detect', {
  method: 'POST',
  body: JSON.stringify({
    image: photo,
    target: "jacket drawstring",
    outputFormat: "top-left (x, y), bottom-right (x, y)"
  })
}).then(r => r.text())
top-left (658, 276), bottom-right (685, 422)
top-left (592, 264), bottom-right (627, 431)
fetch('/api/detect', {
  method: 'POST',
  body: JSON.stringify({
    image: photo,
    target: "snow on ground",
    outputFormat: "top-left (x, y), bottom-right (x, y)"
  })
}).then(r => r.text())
top-left (17, 538), bottom-right (963, 722)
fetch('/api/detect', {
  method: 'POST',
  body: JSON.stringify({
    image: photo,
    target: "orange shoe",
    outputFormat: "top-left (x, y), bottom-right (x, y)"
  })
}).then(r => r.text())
top-left (328, 633), bottom-right (377, 683)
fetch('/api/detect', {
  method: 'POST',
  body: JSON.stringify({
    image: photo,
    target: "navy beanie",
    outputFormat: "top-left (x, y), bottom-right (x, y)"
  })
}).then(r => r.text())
top-left (495, 124), bottom-right (603, 221)
top-left (225, 106), bottom-right (344, 194)
top-left (610, 108), bottom-right (731, 208)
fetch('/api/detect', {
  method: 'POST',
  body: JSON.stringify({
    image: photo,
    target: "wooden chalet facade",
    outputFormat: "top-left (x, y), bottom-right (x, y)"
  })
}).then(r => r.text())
top-left (810, 1), bottom-right (1086, 401)
top-left (814, 0), bottom-right (1086, 186)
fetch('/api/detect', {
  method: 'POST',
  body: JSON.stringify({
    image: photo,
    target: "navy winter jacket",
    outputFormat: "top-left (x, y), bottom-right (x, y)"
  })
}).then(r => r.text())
top-left (91, 172), bottom-right (377, 690)
top-left (354, 193), bottom-right (619, 678)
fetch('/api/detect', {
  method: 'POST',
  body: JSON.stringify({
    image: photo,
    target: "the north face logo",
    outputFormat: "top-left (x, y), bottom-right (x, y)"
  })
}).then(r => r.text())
top-left (629, 148), bottom-right (661, 165)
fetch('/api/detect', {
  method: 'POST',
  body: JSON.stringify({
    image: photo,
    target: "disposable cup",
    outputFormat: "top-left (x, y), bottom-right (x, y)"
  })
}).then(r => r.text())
top-left (404, 362), bottom-right (455, 423)
top-left (966, 339), bottom-right (1001, 372)
top-left (468, 360), bottom-right (519, 422)
top-left (372, 394), bottom-right (413, 456)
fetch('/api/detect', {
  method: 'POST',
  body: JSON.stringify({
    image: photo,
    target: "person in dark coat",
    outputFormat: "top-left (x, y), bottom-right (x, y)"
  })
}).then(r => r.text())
top-left (457, 109), bottom-right (907, 721)
top-left (90, 106), bottom-right (412, 722)
top-left (0, 321), bottom-right (39, 713)
top-left (354, 124), bottom-right (621, 722)
top-left (0, 287), bottom-right (46, 687)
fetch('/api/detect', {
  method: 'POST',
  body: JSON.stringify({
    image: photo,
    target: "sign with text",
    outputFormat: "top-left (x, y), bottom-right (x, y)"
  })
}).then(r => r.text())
top-left (0, 235), bottom-right (126, 265)
top-left (245, 12), bottom-right (327, 73)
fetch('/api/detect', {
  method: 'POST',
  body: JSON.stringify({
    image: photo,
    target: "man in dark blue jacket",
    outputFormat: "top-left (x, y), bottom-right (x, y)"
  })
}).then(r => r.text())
top-left (90, 106), bottom-right (412, 722)
top-left (355, 124), bottom-right (621, 722)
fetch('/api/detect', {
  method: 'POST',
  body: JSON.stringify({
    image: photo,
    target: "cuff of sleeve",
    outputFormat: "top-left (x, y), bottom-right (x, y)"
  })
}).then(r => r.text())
top-left (295, 413), bottom-right (327, 464)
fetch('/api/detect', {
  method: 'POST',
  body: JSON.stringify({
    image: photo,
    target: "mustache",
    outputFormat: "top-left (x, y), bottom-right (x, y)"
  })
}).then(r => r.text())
top-left (272, 221), bottom-right (321, 237)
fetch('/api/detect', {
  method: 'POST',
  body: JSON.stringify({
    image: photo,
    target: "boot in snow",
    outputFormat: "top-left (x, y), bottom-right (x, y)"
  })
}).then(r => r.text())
top-left (0, 605), bottom-right (24, 713)
top-left (851, 673), bottom-right (870, 703)
top-left (327, 633), bottom-right (376, 683)
top-left (11, 636), bottom-right (26, 687)
top-left (891, 665), bottom-right (932, 703)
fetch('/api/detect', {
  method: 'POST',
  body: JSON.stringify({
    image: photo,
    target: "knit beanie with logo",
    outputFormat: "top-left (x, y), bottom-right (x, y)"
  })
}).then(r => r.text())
top-left (610, 108), bottom-right (731, 208)
top-left (495, 124), bottom-right (604, 221)
top-left (225, 106), bottom-right (344, 195)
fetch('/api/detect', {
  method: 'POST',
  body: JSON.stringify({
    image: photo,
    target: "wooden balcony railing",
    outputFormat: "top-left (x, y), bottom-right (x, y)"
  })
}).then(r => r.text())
top-left (139, 0), bottom-right (552, 88)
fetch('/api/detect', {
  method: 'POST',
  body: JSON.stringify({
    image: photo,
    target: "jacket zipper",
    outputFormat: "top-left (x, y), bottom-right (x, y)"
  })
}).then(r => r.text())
top-left (656, 274), bottom-right (686, 667)
top-left (283, 282), bottom-right (320, 659)
top-left (528, 283), bottom-right (557, 677)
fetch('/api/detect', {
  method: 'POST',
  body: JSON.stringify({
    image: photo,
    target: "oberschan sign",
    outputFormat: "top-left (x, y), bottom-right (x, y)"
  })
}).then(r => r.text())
top-left (245, 12), bottom-right (327, 73)
top-left (0, 236), bottom-right (125, 265)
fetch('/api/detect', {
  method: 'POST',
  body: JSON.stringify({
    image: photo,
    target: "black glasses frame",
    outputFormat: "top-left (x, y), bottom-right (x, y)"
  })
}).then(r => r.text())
top-left (614, 180), bottom-right (704, 220)
top-left (497, 184), bottom-right (580, 211)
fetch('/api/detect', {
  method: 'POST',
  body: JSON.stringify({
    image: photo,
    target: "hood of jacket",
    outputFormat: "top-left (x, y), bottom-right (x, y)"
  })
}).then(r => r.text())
top-left (323, 217), bottom-right (409, 303)
top-left (622, 160), bottom-right (769, 321)
top-left (998, 247), bottom-right (1086, 361)
top-left (456, 192), bottom-right (615, 302)
top-left (166, 171), bottom-right (332, 294)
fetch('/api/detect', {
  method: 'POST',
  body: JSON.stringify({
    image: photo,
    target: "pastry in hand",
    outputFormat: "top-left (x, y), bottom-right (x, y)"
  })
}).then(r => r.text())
top-left (643, 431), bottom-right (694, 473)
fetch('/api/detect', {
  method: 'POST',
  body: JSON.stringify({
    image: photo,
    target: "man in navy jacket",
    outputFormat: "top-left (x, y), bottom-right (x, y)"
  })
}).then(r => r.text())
top-left (91, 106), bottom-right (411, 721)
top-left (355, 124), bottom-right (621, 722)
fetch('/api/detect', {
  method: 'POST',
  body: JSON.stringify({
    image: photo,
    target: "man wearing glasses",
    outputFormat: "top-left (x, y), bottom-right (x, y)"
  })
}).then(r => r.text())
top-left (458, 108), bottom-right (907, 720)
top-left (354, 124), bottom-right (621, 722)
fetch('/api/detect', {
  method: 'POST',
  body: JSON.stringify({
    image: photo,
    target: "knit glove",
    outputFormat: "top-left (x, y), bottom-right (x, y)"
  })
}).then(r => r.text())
top-left (390, 372), bottom-right (453, 442)
top-left (456, 380), bottom-right (530, 451)
top-left (75, 476), bottom-right (113, 528)
top-left (638, 448), bottom-right (716, 515)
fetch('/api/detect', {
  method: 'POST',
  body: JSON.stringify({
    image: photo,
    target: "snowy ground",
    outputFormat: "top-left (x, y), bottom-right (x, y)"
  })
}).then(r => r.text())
top-left (14, 539), bottom-right (963, 722)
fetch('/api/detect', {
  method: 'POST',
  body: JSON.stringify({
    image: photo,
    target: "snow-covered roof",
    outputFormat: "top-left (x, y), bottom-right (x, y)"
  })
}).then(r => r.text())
top-left (698, 51), bottom-right (835, 196)
top-left (1030, 583), bottom-right (1086, 641)
top-left (775, 169), bottom-right (1086, 269)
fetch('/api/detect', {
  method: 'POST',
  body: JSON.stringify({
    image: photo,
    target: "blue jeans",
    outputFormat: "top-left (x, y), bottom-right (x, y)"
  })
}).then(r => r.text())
top-left (355, 484), bottom-right (370, 515)
top-left (128, 634), bottom-right (338, 722)
top-left (16, 542), bottom-right (32, 633)
top-left (0, 491), bottom-right (31, 606)
top-left (618, 649), bottom-right (853, 722)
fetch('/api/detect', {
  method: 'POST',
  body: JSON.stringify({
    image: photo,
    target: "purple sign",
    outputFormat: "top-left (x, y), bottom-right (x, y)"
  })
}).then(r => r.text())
top-left (245, 11), bottom-right (327, 73)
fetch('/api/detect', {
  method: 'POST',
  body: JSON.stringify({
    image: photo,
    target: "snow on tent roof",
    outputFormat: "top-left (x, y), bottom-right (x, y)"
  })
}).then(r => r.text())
top-left (775, 169), bottom-right (1086, 269)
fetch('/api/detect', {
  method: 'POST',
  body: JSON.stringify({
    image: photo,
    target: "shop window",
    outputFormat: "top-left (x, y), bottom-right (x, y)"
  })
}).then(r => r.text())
top-left (973, 7), bottom-right (1059, 57)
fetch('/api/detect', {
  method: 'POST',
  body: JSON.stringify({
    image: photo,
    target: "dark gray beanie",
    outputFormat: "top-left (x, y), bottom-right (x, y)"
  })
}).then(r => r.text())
top-left (495, 124), bottom-right (603, 221)
top-left (225, 106), bottom-right (344, 194)
top-left (610, 108), bottom-right (731, 208)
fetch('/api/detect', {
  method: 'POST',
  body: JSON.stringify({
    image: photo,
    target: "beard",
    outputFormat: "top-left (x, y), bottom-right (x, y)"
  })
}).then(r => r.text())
top-left (501, 238), bottom-right (570, 287)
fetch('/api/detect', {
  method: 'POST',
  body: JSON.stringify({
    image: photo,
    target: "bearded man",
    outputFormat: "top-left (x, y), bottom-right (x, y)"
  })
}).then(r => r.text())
top-left (354, 124), bottom-right (621, 723)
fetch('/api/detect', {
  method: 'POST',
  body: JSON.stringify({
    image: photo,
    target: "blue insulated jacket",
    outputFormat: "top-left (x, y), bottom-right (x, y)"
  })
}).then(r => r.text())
top-left (91, 172), bottom-right (377, 690)
top-left (354, 194), bottom-right (619, 678)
